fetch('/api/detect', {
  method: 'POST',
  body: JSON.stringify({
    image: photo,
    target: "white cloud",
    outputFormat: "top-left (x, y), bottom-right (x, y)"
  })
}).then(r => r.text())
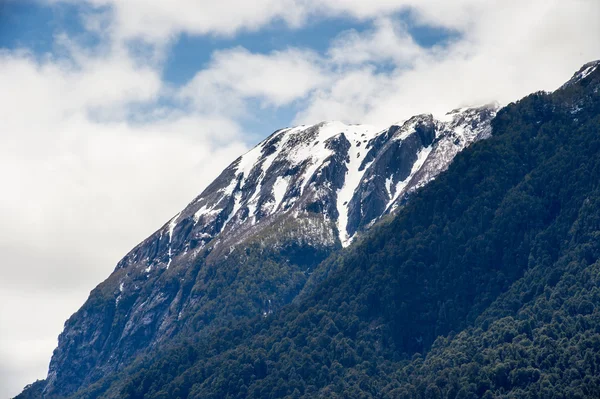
top-left (180, 47), bottom-right (329, 114)
top-left (178, 0), bottom-right (600, 125)
top-left (327, 18), bottom-right (424, 66)
top-left (0, 35), bottom-right (247, 397)
top-left (296, 0), bottom-right (600, 124)
top-left (3, 0), bottom-right (600, 397)
top-left (0, 289), bottom-right (84, 394)
top-left (42, 0), bottom-right (488, 42)
top-left (45, 0), bottom-right (307, 42)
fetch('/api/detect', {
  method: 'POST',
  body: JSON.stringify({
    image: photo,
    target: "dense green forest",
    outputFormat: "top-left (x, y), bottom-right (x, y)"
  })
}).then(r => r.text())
top-left (19, 66), bottom-right (600, 399)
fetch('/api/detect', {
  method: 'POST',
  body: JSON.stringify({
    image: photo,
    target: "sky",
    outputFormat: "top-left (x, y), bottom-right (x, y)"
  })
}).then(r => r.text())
top-left (0, 0), bottom-right (599, 397)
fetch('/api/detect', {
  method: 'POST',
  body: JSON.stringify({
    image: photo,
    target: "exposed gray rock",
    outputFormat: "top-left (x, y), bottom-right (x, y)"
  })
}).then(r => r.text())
top-left (41, 104), bottom-right (499, 397)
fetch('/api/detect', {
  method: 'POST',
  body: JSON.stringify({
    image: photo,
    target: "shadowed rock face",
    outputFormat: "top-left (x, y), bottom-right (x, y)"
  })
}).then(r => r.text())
top-left (40, 105), bottom-right (499, 397)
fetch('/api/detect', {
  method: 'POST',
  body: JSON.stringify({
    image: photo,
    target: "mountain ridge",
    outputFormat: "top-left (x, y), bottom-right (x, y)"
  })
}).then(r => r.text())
top-left (16, 59), bottom-right (600, 399)
top-left (35, 103), bottom-right (498, 397)
top-left (117, 103), bottom-right (499, 268)
top-left (50, 58), bottom-right (600, 399)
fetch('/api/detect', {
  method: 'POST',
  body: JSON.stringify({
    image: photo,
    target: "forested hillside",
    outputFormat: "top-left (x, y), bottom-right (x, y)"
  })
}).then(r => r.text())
top-left (18, 62), bottom-right (600, 399)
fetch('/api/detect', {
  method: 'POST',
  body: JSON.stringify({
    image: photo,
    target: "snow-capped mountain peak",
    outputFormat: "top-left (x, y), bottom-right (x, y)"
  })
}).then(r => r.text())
top-left (113, 103), bottom-right (499, 278)
top-left (42, 103), bottom-right (499, 397)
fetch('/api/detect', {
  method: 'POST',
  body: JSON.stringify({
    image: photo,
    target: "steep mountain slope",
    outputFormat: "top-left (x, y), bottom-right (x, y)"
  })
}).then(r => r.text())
top-left (31, 104), bottom-right (498, 397)
top-left (38, 61), bottom-right (600, 399)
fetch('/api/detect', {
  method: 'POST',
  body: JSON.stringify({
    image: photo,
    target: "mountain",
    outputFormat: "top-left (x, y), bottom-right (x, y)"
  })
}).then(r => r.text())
top-left (30, 60), bottom-right (598, 399)
top-left (29, 103), bottom-right (498, 398)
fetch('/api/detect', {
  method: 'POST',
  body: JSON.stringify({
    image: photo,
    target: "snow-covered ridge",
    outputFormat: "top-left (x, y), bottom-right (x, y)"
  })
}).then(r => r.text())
top-left (561, 60), bottom-right (600, 89)
top-left (44, 103), bottom-right (499, 398)
top-left (115, 103), bottom-right (498, 275)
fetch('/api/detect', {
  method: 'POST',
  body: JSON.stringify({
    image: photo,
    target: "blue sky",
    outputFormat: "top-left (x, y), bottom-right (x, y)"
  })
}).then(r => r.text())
top-left (1, 1), bottom-right (598, 397)
top-left (160, 15), bottom-right (457, 85)
top-left (0, 1), bottom-right (459, 141)
top-left (0, 2), bottom-right (455, 76)
top-left (0, 2), bottom-right (103, 55)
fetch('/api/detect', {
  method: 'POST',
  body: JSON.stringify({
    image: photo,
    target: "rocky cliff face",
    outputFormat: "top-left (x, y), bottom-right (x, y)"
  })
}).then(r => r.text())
top-left (42, 104), bottom-right (498, 397)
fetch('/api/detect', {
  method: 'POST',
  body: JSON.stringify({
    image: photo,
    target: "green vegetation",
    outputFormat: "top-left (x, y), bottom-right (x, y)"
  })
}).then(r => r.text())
top-left (24, 67), bottom-right (600, 399)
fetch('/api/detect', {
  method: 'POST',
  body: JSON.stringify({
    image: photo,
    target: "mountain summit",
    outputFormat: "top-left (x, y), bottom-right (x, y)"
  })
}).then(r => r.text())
top-left (120, 103), bottom-right (498, 262)
top-left (39, 104), bottom-right (497, 396)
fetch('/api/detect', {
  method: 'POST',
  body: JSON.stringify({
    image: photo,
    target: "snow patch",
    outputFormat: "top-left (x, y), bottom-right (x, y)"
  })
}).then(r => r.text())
top-left (437, 107), bottom-right (469, 123)
top-left (115, 282), bottom-right (125, 305)
top-left (393, 117), bottom-right (426, 141)
top-left (290, 123), bottom-right (340, 194)
top-left (272, 176), bottom-right (290, 212)
top-left (244, 129), bottom-right (290, 222)
top-left (385, 175), bottom-right (394, 199)
top-left (335, 125), bottom-right (381, 247)
top-left (193, 203), bottom-right (220, 225)
top-left (166, 212), bottom-right (181, 270)
top-left (220, 178), bottom-right (238, 197)
top-left (580, 63), bottom-right (599, 80)
top-left (223, 191), bottom-right (242, 230)
top-left (386, 145), bottom-right (433, 213)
